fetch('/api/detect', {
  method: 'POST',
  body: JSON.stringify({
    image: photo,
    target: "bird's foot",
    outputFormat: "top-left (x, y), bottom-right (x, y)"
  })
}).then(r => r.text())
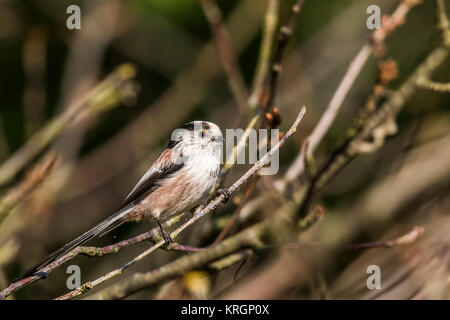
top-left (216, 188), bottom-right (231, 203)
top-left (34, 271), bottom-right (48, 280)
top-left (156, 218), bottom-right (174, 246)
top-left (161, 229), bottom-right (174, 246)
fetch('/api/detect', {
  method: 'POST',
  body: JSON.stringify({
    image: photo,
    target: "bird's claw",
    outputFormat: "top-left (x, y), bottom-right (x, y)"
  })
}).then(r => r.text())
top-left (162, 230), bottom-right (174, 246)
top-left (216, 188), bottom-right (231, 203)
top-left (34, 271), bottom-right (48, 280)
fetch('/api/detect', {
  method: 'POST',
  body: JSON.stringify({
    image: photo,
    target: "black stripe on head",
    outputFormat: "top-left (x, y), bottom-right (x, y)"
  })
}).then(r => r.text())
top-left (181, 121), bottom-right (211, 131)
top-left (167, 139), bottom-right (180, 149)
top-left (181, 122), bottom-right (195, 131)
top-left (167, 134), bottom-right (183, 149)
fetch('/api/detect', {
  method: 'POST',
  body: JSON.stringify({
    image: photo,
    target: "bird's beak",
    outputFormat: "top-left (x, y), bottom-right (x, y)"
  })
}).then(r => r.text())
top-left (215, 136), bottom-right (224, 142)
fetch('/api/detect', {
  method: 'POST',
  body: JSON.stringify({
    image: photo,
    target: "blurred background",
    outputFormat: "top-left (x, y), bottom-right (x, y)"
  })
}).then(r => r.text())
top-left (0, 0), bottom-right (449, 299)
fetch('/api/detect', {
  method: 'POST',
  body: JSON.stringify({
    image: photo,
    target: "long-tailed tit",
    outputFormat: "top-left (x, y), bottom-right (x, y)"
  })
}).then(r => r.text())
top-left (15, 121), bottom-right (224, 281)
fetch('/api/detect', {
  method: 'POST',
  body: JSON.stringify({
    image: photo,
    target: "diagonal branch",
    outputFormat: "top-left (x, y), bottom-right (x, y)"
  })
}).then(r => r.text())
top-left (0, 214), bottom-right (184, 299)
top-left (55, 107), bottom-right (306, 300)
top-left (0, 63), bottom-right (137, 188)
top-left (348, 226), bottom-right (425, 249)
top-left (283, 0), bottom-right (422, 185)
top-left (309, 39), bottom-right (449, 209)
top-left (86, 222), bottom-right (267, 300)
top-left (0, 153), bottom-right (58, 225)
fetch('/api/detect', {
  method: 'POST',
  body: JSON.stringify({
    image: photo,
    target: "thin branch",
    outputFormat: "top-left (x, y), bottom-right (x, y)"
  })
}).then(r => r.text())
top-left (301, 44), bottom-right (372, 164)
top-left (311, 42), bottom-right (449, 205)
top-left (0, 213), bottom-right (184, 299)
top-left (249, 0), bottom-right (280, 112)
top-left (348, 226), bottom-right (424, 249)
top-left (208, 248), bottom-right (254, 271)
top-left (417, 77), bottom-right (450, 93)
top-left (56, 107), bottom-right (306, 300)
top-left (85, 222), bottom-right (267, 300)
top-left (283, 0), bottom-right (422, 185)
top-left (200, 0), bottom-right (249, 112)
top-left (434, 0), bottom-right (450, 41)
top-left (285, 226), bottom-right (425, 250)
top-left (221, 0), bottom-right (305, 175)
top-left (93, 183), bottom-right (317, 300)
top-left (263, 0), bottom-right (306, 114)
top-left (222, 114), bottom-right (259, 172)
top-left (0, 63), bottom-right (137, 187)
top-left (0, 153), bottom-right (58, 225)
top-left (297, 205), bottom-right (324, 231)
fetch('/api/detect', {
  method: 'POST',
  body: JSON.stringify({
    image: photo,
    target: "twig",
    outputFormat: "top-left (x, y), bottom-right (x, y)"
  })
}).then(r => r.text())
top-left (86, 223), bottom-right (267, 300)
top-left (415, 1), bottom-right (450, 93)
top-left (263, 0), bottom-right (306, 114)
top-left (348, 226), bottom-right (425, 249)
top-left (310, 43), bottom-right (449, 209)
top-left (221, 0), bottom-right (304, 175)
top-left (0, 63), bottom-right (137, 187)
top-left (301, 45), bottom-right (372, 162)
top-left (0, 153), bottom-right (58, 225)
top-left (208, 248), bottom-right (254, 271)
top-left (0, 213), bottom-right (183, 299)
top-left (285, 226), bottom-right (425, 250)
top-left (283, 0), bottom-right (422, 185)
top-left (55, 107), bottom-right (306, 300)
top-left (222, 114), bottom-right (259, 172)
top-left (297, 205), bottom-right (324, 231)
top-left (434, 0), bottom-right (450, 42)
top-left (417, 78), bottom-right (450, 93)
top-left (200, 0), bottom-right (249, 112)
top-left (249, 0), bottom-right (280, 112)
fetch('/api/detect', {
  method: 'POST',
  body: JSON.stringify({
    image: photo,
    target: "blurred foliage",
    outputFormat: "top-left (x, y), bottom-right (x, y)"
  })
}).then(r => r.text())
top-left (0, 0), bottom-right (449, 299)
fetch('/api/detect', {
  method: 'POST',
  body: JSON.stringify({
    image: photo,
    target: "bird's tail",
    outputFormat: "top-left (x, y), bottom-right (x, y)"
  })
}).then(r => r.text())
top-left (13, 205), bottom-right (132, 283)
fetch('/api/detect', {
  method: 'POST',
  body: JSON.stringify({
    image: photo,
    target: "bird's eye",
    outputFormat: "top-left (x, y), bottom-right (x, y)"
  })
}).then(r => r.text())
top-left (201, 130), bottom-right (206, 138)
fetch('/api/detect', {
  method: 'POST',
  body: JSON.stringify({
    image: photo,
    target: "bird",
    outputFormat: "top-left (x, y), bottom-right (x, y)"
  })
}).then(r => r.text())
top-left (14, 120), bottom-right (226, 282)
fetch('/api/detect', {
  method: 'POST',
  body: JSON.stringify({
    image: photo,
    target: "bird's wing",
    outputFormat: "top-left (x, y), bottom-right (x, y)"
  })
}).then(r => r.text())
top-left (121, 148), bottom-right (184, 208)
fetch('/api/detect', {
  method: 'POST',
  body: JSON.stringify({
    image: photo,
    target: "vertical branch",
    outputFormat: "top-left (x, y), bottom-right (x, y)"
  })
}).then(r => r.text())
top-left (263, 0), bottom-right (306, 114)
top-left (434, 0), bottom-right (450, 40)
top-left (221, 0), bottom-right (302, 175)
top-left (200, 0), bottom-right (249, 112)
top-left (249, 0), bottom-right (281, 112)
